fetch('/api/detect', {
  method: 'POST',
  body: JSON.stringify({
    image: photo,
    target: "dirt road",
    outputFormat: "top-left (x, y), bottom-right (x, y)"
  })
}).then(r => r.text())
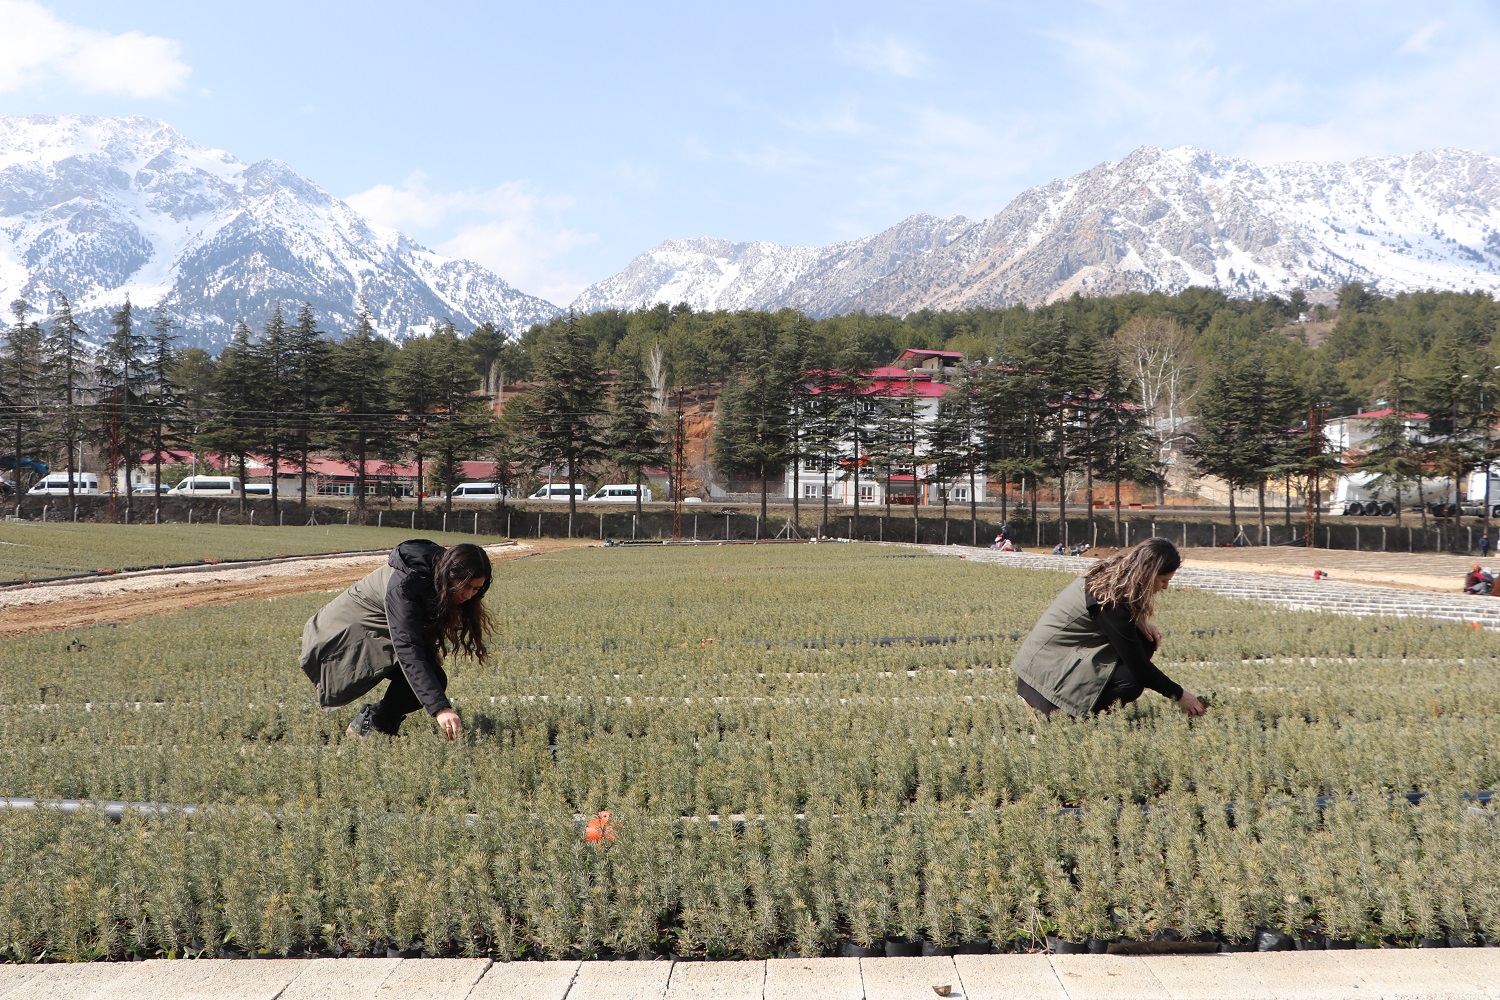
top-left (0, 538), bottom-right (594, 637)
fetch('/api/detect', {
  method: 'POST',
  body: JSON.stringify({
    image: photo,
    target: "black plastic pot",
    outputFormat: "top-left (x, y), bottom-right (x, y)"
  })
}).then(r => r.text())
top-left (1294, 935), bottom-right (1326, 951)
top-left (1218, 938), bottom-right (1257, 953)
top-left (920, 940), bottom-right (956, 957)
top-left (1418, 937), bottom-right (1449, 948)
top-left (1324, 939), bottom-right (1355, 950)
top-left (884, 937), bottom-right (920, 958)
top-left (1086, 939), bottom-right (1110, 954)
top-left (953, 940), bottom-right (993, 955)
top-left (1256, 929), bottom-right (1294, 952)
top-left (839, 941), bottom-right (884, 959)
top-left (1046, 935), bottom-right (1089, 954)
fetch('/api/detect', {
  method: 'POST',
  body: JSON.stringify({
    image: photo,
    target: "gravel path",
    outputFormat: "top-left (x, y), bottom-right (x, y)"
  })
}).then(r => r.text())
top-left (942, 547), bottom-right (1500, 629)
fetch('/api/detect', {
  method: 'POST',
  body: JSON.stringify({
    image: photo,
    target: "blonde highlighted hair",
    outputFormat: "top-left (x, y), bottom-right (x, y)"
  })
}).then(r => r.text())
top-left (1082, 537), bottom-right (1182, 626)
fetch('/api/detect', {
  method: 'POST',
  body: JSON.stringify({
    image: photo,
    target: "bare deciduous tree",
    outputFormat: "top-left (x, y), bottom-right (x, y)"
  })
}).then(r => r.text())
top-left (1115, 315), bottom-right (1198, 502)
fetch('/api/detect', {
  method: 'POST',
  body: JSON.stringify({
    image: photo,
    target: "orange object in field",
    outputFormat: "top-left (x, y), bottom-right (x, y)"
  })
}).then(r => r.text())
top-left (584, 810), bottom-right (615, 844)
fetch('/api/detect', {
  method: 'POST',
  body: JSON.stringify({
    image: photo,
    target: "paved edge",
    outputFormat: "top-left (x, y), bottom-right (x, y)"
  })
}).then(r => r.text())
top-left (4, 953), bottom-right (1499, 1000)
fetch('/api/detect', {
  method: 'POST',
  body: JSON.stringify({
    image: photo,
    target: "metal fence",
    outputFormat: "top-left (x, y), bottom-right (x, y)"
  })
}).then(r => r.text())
top-left (4, 496), bottom-right (1492, 554)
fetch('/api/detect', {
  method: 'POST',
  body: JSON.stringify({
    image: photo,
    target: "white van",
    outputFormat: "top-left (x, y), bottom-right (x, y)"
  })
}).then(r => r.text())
top-left (244, 483), bottom-right (273, 497)
top-left (527, 483), bottom-right (587, 501)
top-left (588, 484), bottom-right (652, 503)
top-left (28, 472), bottom-right (100, 496)
top-left (169, 475), bottom-right (242, 497)
top-left (448, 482), bottom-right (502, 502)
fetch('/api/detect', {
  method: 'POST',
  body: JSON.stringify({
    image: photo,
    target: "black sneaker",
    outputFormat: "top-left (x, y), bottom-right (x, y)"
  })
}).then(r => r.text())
top-left (347, 704), bottom-right (380, 740)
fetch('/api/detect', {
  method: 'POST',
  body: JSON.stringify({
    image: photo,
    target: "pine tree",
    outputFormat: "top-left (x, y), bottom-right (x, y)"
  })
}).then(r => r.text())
top-left (43, 294), bottom-right (91, 507)
top-left (390, 334), bottom-right (441, 511)
top-left (1186, 357), bottom-right (1259, 532)
top-left (713, 345), bottom-right (792, 537)
top-left (607, 357), bottom-right (666, 518)
top-left (426, 324), bottom-right (492, 516)
top-left (2, 299), bottom-right (45, 506)
top-left (255, 305), bottom-right (291, 513)
top-left (325, 308), bottom-right (394, 517)
top-left (199, 322), bottom-right (264, 510)
top-left (285, 303), bottom-right (330, 507)
top-left (516, 315), bottom-right (607, 535)
top-left (95, 297), bottom-right (148, 518)
top-left (143, 304), bottom-right (182, 515)
top-left (1091, 352), bottom-right (1157, 544)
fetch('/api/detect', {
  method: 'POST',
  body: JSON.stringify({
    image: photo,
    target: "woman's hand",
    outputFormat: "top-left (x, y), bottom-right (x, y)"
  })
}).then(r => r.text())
top-left (435, 708), bottom-right (463, 740)
top-left (1140, 623), bottom-right (1162, 651)
top-left (1177, 691), bottom-right (1206, 716)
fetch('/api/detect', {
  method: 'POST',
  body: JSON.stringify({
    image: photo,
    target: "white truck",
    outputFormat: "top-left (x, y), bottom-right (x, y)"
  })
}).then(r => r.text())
top-left (1460, 467), bottom-right (1500, 518)
top-left (1328, 471), bottom-right (1455, 516)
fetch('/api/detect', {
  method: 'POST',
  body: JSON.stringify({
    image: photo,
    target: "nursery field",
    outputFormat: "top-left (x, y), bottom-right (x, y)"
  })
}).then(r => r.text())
top-left (0, 522), bottom-right (499, 582)
top-left (4, 543), bottom-right (1500, 962)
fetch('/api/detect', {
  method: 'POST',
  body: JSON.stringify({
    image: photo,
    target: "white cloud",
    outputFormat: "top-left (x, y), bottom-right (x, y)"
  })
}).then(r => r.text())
top-left (0, 1), bottom-right (190, 98)
top-left (836, 34), bottom-right (929, 78)
top-left (346, 171), bottom-right (595, 305)
top-left (1399, 20), bottom-right (1444, 54)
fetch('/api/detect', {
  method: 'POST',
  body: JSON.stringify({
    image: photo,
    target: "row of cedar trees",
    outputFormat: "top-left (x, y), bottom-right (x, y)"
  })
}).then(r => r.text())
top-left (0, 297), bottom-right (667, 526)
top-left (713, 340), bottom-right (1163, 545)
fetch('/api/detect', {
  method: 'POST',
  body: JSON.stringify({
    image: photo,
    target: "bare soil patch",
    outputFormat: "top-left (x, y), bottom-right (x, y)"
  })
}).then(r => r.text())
top-left (1180, 545), bottom-right (1489, 594)
top-left (0, 538), bottom-right (595, 637)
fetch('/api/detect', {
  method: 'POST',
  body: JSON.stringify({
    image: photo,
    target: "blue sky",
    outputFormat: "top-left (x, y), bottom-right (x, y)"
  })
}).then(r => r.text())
top-left (2, 0), bottom-right (1498, 304)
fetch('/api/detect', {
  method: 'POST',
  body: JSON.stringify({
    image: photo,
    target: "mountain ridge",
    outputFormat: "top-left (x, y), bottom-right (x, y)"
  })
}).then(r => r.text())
top-left (0, 114), bottom-right (561, 347)
top-left (573, 144), bottom-right (1500, 316)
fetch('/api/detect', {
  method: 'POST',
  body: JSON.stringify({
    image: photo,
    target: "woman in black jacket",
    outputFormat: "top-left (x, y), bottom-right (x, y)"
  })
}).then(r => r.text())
top-left (299, 540), bottom-right (494, 739)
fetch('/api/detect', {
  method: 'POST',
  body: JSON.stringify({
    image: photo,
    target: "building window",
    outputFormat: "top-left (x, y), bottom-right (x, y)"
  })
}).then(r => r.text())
top-left (803, 483), bottom-right (829, 499)
top-left (858, 483), bottom-right (876, 502)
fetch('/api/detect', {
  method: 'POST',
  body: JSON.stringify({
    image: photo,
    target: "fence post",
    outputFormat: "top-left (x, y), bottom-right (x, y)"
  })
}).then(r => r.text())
top-left (849, 516), bottom-right (854, 541)
top-left (507, 512), bottom-right (511, 537)
top-left (1125, 522), bottom-right (1130, 547)
top-left (726, 513), bottom-right (731, 540)
top-left (1469, 526), bottom-right (1474, 551)
top-left (1325, 526), bottom-right (1331, 548)
top-left (377, 511), bottom-right (382, 528)
top-left (187, 508), bottom-right (191, 525)
top-left (632, 514), bottom-right (638, 540)
top-left (1182, 522), bottom-right (1187, 547)
top-left (879, 517), bottom-right (884, 542)
top-left (599, 513), bottom-right (604, 540)
top-left (443, 512), bottom-right (448, 533)
top-left (218, 508), bottom-right (222, 525)
top-left (1382, 526), bottom-right (1386, 552)
top-left (279, 509), bottom-right (284, 527)
top-left (42, 504), bottom-right (47, 523)
top-left (1212, 524), bottom-right (1217, 547)
top-left (343, 510), bottom-right (348, 525)
top-left (1408, 526), bottom-right (1412, 552)
top-left (411, 511), bottom-right (416, 530)
top-left (474, 512), bottom-right (478, 535)
top-left (1355, 526), bottom-right (1359, 551)
top-left (694, 515), bottom-right (699, 540)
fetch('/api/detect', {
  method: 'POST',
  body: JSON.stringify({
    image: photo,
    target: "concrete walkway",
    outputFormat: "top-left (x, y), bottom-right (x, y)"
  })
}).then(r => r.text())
top-left (944, 548), bottom-right (1500, 630)
top-left (2, 952), bottom-right (1497, 999)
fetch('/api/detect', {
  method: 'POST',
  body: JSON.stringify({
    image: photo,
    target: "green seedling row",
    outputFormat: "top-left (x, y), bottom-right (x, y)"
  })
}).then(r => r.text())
top-left (3, 545), bottom-right (1500, 959)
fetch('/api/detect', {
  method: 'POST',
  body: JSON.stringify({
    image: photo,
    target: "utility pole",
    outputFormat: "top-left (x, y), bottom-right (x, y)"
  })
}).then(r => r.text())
top-left (672, 389), bottom-right (685, 540)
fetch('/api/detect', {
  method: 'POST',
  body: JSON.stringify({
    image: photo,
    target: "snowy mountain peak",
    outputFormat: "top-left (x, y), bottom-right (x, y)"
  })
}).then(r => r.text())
top-left (576, 146), bottom-right (1500, 317)
top-left (0, 115), bottom-right (560, 347)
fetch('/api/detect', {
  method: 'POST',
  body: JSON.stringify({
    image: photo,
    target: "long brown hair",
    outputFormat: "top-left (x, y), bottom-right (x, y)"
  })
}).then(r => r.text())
top-left (431, 543), bottom-right (494, 662)
top-left (1082, 537), bottom-right (1181, 626)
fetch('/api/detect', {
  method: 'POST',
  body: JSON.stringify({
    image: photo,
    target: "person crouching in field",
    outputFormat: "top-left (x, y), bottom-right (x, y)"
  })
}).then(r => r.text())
top-left (300, 540), bottom-right (493, 740)
top-left (1010, 537), bottom-right (1205, 717)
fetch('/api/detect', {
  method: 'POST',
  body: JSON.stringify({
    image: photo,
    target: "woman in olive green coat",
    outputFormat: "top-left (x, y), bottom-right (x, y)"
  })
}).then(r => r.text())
top-left (1010, 537), bottom-right (1205, 717)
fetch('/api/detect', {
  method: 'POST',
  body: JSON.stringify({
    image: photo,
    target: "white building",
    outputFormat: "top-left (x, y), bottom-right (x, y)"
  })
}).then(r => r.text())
top-left (784, 349), bottom-right (990, 506)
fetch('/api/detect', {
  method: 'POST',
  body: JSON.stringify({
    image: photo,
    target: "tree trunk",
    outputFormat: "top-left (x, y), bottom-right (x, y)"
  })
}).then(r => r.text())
top-left (416, 453), bottom-right (425, 513)
top-left (1228, 486), bottom-right (1237, 532)
top-left (566, 454), bottom-right (577, 537)
top-left (968, 463), bottom-right (977, 546)
top-left (635, 468), bottom-right (643, 519)
top-left (1114, 476), bottom-right (1123, 544)
top-left (1257, 480), bottom-right (1267, 541)
top-left (760, 464), bottom-right (768, 539)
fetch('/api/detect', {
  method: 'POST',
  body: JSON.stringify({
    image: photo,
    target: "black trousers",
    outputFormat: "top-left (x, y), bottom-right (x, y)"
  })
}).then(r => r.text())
top-left (1016, 662), bottom-right (1144, 716)
top-left (371, 662), bottom-right (448, 735)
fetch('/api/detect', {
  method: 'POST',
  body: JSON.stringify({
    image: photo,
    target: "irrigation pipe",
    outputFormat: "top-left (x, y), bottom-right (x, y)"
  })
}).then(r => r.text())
top-left (4, 789), bottom-right (1494, 832)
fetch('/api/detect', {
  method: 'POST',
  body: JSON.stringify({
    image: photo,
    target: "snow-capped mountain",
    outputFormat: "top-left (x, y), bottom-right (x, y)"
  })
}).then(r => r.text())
top-left (570, 214), bottom-right (971, 315)
top-left (575, 146), bottom-right (1500, 315)
top-left (0, 115), bottom-right (560, 347)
